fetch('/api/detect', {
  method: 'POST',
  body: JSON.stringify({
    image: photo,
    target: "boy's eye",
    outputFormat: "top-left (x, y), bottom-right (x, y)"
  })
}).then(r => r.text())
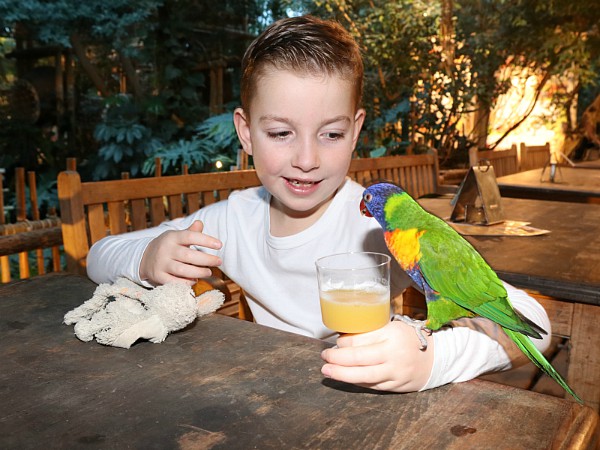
top-left (323, 132), bottom-right (345, 141)
top-left (267, 131), bottom-right (292, 140)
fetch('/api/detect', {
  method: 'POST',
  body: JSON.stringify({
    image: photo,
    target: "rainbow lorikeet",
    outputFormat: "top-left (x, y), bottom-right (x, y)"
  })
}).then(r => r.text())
top-left (360, 182), bottom-right (582, 403)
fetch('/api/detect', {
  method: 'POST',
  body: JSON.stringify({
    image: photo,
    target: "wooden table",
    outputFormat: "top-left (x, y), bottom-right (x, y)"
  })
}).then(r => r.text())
top-left (496, 167), bottom-right (600, 203)
top-left (574, 159), bottom-right (600, 169)
top-left (420, 196), bottom-right (600, 412)
top-left (1, 273), bottom-right (598, 449)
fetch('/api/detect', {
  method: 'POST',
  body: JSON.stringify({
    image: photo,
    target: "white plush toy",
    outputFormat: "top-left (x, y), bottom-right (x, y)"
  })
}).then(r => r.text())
top-left (64, 278), bottom-right (225, 348)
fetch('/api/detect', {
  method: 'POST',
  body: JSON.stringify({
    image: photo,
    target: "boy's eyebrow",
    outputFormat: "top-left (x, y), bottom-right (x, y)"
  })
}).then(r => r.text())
top-left (259, 114), bottom-right (351, 126)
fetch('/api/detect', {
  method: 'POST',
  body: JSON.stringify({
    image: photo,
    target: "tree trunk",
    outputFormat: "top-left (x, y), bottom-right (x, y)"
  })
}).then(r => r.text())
top-left (119, 52), bottom-right (143, 100)
top-left (473, 98), bottom-right (490, 150)
top-left (69, 33), bottom-right (110, 97)
top-left (440, 0), bottom-right (454, 76)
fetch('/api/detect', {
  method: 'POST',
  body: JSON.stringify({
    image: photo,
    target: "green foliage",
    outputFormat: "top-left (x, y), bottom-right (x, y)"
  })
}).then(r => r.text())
top-left (91, 94), bottom-right (164, 179)
top-left (0, 36), bottom-right (15, 85)
top-left (312, 0), bottom-right (600, 161)
top-left (143, 112), bottom-right (238, 175)
top-left (0, 0), bottom-right (161, 49)
top-left (313, 0), bottom-right (475, 159)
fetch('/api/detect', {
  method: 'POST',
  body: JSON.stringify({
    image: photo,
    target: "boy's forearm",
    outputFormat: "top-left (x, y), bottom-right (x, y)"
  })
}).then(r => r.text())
top-left (87, 235), bottom-right (154, 285)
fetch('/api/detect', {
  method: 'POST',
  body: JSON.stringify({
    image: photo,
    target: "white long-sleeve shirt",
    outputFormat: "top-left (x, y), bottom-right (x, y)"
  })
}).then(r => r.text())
top-left (87, 178), bottom-right (551, 389)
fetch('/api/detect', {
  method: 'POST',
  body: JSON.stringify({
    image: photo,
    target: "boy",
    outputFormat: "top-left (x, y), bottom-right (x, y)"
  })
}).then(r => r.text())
top-left (87, 15), bottom-right (551, 393)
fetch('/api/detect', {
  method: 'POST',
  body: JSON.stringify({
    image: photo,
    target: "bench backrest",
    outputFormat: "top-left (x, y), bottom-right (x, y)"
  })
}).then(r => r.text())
top-left (58, 169), bottom-right (261, 273)
top-left (348, 150), bottom-right (440, 199)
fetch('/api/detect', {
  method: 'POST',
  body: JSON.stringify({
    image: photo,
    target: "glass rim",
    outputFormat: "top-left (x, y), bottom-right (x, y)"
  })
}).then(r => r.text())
top-left (315, 251), bottom-right (391, 271)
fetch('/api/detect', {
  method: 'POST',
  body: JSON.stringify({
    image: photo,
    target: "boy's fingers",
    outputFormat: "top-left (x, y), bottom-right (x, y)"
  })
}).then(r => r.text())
top-left (335, 321), bottom-right (391, 348)
top-left (188, 220), bottom-right (204, 232)
top-left (321, 342), bottom-right (385, 367)
top-left (321, 363), bottom-right (385, 385)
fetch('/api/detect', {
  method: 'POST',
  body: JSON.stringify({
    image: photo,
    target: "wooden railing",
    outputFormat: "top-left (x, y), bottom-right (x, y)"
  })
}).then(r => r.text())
top-left (0, 167), bottom-right (64, 282)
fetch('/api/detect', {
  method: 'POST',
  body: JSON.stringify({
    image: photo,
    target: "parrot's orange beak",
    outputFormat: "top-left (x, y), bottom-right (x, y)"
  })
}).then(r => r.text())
top-left (360, 199), bottom-right (372, 217)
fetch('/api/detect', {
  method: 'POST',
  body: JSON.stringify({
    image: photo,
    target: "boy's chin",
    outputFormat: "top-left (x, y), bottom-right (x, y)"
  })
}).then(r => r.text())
top-left (272, 190), bottom-right (337, 217)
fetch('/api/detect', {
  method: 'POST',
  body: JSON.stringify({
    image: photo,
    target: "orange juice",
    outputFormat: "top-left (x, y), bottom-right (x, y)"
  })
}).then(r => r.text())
top-left (320, 288), bottom-right (390, 333)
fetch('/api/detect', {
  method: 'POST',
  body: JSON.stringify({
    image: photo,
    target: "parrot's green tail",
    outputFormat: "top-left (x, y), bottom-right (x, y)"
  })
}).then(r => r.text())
top-left (503, 328), bottom-right (583, 404)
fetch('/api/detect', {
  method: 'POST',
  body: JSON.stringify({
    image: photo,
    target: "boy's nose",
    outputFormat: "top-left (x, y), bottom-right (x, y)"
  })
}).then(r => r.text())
top-left (292, 139), bottom-right (320, 171)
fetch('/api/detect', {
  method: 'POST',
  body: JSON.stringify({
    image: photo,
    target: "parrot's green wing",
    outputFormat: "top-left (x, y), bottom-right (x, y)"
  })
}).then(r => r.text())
top-left (416, 213), bottom-right (542, 337)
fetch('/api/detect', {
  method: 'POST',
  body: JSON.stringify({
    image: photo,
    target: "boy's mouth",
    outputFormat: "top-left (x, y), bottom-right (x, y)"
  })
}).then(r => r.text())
top-left (285, 177), bottom-right (320, 187)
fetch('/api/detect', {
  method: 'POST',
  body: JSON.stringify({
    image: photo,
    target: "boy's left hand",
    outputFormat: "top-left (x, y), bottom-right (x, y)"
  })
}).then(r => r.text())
top-left (320, 319), bottom-right (435, 392)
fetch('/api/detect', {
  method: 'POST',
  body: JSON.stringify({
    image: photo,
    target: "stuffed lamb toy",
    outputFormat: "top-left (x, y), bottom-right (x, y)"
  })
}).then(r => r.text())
top-left (64, 277), bottom-right (224, 348)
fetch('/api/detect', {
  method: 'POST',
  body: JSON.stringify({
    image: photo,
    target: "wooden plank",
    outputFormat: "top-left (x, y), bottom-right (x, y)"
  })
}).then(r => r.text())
top-left (568, 303), bottom-right (600, 411)
top-left (0, 255), bottom-right (10, 282)
top-left (520, 142), bottom-right (550, 172)
top-left (57, 171), bottom-right (89, 274)
top-left (80, 170), bottom-right (261, 204)
top-left (185, 192), bottom-right (200, 214)
top-left (28, 171), bottom-right (45, 275)
top-left (87, 204), bottom-right (106, 245)
top-left (0, 227), bottom-right (63, 256)
top-left (129, 199), bottom-right (147, 230)
top-left (107, 200), bottom-right (127, 235)
top-left (15, 168), bottom-right (26, 221)
top-left (167, 194), bottom-right (183, 219)
top-left (149, 197), bottom-right (165, 226)
top-left (469, 145), bottom-right (519, 177)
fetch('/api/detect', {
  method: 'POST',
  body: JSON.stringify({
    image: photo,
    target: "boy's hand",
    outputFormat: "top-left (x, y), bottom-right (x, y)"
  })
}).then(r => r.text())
top-left (139, 220), bottom-right (222, 286)
top-left (320, 319), bottom-right (435, 392)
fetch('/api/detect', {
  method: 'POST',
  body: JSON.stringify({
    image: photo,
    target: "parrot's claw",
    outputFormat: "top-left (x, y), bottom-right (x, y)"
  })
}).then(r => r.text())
top-left (393, 314), bottom-right (431, 350)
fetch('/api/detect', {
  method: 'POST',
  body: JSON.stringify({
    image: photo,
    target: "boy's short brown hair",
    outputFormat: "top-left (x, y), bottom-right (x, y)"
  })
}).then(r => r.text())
top-left (240, 15), bottom-right (364, 115)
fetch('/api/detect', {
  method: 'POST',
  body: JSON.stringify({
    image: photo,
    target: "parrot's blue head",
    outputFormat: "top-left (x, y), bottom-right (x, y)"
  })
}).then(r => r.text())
top-left (360, 182), bottom-right (405, 226)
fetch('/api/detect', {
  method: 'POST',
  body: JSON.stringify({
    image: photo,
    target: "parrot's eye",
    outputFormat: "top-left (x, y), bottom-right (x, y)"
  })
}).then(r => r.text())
top-left (364, 193), bottom-right (373, 203)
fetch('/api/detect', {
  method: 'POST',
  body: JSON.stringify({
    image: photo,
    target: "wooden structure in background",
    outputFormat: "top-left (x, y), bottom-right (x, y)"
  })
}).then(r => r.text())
top-left (469, 142), bottom-right (551, 178)
top-left (520, 142), bottom-right (551, 171)
top-left (469, 144), bottom-right (519, 178)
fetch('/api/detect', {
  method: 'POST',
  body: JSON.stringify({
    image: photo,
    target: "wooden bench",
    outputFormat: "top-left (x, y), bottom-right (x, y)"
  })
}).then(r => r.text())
top-left (58, 169), bottom-right (261, 320)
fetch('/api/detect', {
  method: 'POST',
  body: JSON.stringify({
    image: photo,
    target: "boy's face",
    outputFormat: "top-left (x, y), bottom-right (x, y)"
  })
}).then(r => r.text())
top-left (234, 68), bottom-right (365, 227)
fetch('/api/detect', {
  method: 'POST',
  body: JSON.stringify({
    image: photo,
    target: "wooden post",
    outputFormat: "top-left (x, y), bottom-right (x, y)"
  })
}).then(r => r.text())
top-left (57, 171), bottom-right (88, 275)
top-left (0, 170), bottom-right (9, 282)
top-left (28, 171), bottom-right (45, 275)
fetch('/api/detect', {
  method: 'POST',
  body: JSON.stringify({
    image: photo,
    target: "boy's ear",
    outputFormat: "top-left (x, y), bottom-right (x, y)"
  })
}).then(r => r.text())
top-left (352, 108), bottom-right (366, 146)
top-left (233, 108), bottom-right (253, 156)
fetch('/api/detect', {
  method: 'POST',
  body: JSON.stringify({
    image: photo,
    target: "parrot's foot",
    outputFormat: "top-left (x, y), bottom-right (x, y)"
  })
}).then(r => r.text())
top-left (393, 314), bottom-right (431, 350)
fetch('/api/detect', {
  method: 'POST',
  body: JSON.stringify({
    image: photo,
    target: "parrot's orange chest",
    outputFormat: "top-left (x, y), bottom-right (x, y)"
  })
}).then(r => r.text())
top-left (384, 228), bottom-right (424, 270)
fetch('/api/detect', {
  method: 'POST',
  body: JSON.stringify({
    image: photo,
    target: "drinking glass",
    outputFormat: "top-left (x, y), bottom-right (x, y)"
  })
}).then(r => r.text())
top-left (316, 252), bottom-right (391, 334)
